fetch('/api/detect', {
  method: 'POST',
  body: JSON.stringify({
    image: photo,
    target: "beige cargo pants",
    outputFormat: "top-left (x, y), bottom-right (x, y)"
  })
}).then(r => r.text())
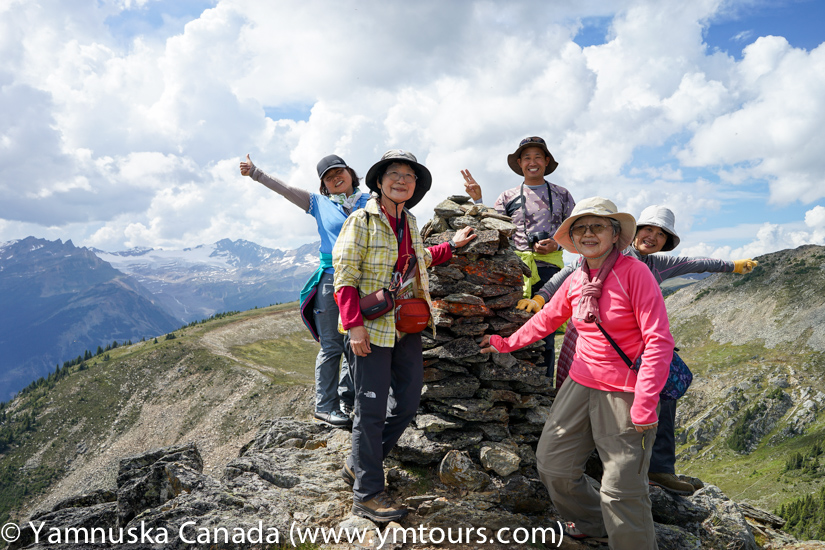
top-left (536, 379), bottom-right (658, 549)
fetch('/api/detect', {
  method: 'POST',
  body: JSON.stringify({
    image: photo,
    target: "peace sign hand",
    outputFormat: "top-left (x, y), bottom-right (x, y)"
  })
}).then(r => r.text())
top-left (461, 169), bottom-right (482, 202)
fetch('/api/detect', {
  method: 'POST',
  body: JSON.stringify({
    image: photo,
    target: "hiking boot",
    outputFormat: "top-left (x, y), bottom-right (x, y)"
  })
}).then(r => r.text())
top-left (562, 522), bottom-right (608, 542)
top-left (340, 400), bottom-right (354, 418)
top-left (341, 461), bottom-right (355, 487)
top-left (352, 491), bottom-right (408, 522)
top-left (314, 410), bottom-right (352, 428)
top-left (649, 472), bottom-right (696, 495)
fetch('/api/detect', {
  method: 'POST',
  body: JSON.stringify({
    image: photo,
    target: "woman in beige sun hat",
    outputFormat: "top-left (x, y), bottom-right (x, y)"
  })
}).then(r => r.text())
top-left (481, 196), bottom-right (673, 547)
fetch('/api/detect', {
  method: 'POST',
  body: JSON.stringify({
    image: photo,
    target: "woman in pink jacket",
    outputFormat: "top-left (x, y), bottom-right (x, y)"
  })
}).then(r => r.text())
top-left (480, 197), bottom-right (673, 548)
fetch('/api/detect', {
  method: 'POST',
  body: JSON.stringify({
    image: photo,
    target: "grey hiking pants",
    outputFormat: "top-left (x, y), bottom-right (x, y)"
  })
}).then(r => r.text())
top-left (536, 379), bottom-right (658, 550)
top-left (313, 272), bottom-right (354, 413)
top-left (344, 332), bottom-right (423, 502)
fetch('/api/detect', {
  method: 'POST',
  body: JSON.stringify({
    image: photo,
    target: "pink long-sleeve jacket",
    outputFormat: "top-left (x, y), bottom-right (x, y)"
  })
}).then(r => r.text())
top-left (489, 253), bottom-right (674, 425)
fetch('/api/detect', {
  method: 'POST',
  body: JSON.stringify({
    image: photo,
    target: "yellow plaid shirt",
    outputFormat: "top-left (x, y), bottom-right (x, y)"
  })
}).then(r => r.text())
top-left (333, 197), bottom-right (434, 348)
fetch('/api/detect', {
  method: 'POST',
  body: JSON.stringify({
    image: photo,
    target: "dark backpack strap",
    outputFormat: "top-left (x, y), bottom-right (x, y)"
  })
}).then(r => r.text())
top-left (503, 194), bottom-right (524, 218)
top-left (596, 323), bottom-right (634, 368)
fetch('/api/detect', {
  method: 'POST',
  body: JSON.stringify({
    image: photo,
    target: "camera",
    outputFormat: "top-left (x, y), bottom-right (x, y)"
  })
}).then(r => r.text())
top-left (527, 231), bottom-right (552, 246)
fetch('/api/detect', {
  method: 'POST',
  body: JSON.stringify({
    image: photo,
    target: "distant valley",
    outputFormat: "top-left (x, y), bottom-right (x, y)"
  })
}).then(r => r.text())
top-left (0, 237), bottom-right (320, 399)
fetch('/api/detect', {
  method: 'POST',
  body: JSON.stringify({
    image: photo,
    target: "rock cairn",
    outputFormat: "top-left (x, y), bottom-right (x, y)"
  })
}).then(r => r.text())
top-left (392, 195), bottom-right (554, 477)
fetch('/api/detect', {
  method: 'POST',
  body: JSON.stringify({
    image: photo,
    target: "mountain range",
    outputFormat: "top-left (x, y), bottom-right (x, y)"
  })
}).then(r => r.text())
top-left (0, 244), bottom-right (823, 547)
top-left (93, 238), bottom-right (319, 323)
top-left (0, 236), bottom-right (320, 400)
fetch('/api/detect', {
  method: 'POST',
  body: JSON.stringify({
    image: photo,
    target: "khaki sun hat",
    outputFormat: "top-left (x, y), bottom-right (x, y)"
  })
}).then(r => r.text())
top-left (553, 197), bottom-right (636, 254)
top-left (365, 149), bottom-right (432, 209)
top-left (506, 136), bottom-right (558, 176)
top-left (636, 205), bottom-right (680, 251)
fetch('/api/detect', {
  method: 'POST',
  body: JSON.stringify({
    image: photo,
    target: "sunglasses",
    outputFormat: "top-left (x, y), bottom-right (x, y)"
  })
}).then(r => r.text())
top-left (519, 136), bottom-right (546, 147)
top-left (570, 223), bottom-right (612, 237)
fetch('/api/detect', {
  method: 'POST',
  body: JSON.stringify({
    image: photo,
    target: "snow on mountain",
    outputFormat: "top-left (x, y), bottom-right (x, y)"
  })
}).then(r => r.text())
top-left (92, 239), bottom-right (322, 323)
top-left (95, 239), bottom-right (318, 277)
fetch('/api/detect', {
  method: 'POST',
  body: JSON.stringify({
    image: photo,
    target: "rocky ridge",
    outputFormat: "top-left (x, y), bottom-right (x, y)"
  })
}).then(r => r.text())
top-left (661, 245), bottom-right (825, 507)
top-left (8, 418), bottom-right (813, 550)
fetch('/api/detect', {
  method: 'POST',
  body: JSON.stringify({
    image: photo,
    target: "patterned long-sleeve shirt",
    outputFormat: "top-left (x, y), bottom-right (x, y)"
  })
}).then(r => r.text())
top-left (493, 180), bottom-right (575, 253)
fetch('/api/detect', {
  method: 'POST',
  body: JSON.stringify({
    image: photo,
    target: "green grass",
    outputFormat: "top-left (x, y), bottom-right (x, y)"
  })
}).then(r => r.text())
top-left (230, 331), bottom-right (319, 384)
top-left (672, 323), bottom-right (825, 511)
top-left (0, 304), bottom-right (316, 528)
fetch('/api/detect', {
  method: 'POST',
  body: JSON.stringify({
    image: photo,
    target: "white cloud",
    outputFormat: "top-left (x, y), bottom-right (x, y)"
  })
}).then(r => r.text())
top-left (679, 37), bottom-right (825, 204)
top-left (806, 205), bottom-right (825, 228)
top-left (679, 205), bottom-right (825, 260)
top-left (0, 0), bottom-right (823, 261)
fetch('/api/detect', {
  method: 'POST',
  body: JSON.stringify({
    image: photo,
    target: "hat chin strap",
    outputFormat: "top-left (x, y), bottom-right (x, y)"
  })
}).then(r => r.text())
top-left (380, 193), bottom-right (408, 220)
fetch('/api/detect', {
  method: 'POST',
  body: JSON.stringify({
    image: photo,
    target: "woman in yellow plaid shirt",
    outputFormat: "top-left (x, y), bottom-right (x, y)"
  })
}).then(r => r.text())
top-left (333, 150), bottom-right (475, 523)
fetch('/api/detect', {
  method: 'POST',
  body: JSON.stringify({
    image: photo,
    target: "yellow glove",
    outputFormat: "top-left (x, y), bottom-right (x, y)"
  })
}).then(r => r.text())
top-left (733, 259), bottom-right (758, 274)
top-left (515, 294), bottom-right (545, 313)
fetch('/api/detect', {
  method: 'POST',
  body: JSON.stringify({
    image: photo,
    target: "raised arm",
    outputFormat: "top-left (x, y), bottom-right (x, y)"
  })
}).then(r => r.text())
top-left (240, 154), bottom-right (311, 212)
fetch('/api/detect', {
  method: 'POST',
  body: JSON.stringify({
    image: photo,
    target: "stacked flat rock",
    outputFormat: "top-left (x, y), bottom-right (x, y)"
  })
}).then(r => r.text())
top-left (392, 195), bottom-right (554, 472)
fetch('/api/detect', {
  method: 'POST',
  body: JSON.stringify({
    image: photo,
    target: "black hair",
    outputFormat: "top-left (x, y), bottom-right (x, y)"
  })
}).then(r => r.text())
top-left (634, 224), bottom-right (674, 250)
top-left (319, 167), bottom-right (360, 196)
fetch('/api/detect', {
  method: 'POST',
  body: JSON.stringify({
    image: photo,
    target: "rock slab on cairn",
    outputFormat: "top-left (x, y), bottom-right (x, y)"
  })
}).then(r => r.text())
top-left (392, 195), bottom-right (554, 476)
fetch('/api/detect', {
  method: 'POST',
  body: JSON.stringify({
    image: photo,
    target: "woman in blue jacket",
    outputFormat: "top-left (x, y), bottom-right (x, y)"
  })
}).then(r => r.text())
top-left (241, 154), bottom-right (369, 428)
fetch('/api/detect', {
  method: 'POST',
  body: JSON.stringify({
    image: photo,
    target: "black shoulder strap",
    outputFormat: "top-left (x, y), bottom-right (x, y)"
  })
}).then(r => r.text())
top-left (596, 323), bottom-right (634, 368)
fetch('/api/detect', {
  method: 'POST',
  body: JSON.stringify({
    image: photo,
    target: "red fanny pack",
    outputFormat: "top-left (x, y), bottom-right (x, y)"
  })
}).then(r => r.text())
top-left (394, 298), bottom-right (431, 333)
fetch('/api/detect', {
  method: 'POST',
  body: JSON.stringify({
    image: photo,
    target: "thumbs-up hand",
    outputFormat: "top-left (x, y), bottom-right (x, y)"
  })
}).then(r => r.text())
top-left (240, 154), bottom-right (254, 177)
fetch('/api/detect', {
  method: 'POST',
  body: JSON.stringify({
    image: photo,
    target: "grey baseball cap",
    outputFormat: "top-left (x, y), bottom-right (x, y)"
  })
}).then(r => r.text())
top-left (316, 154), bottom-right (348, 179)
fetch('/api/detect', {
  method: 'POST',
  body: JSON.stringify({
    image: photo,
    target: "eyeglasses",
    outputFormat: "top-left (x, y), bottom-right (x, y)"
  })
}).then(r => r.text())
top-left (323, 167), bottom-right (346, 183)
top-left (519, 136), bottom-right (546, 147)
top-left (384, 171), bottom-right (417, 183)
top-left (570, 223), bottom-right (612, 237)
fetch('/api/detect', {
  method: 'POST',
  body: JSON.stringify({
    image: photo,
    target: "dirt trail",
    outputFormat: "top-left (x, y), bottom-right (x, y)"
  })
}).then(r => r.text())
top-left (199, 307), bottom-right (310, 375)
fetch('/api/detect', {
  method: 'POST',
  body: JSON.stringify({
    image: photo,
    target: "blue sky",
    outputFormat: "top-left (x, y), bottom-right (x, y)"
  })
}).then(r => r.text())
top-left (0, 0), bottom-right (823, 261)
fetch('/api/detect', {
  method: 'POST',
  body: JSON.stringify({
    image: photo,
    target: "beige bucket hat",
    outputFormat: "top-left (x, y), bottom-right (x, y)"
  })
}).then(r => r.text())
top-left (553, 197), bottom-right (636, 253)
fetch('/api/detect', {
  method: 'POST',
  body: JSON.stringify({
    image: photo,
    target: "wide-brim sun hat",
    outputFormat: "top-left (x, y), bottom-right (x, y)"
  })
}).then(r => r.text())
top-left (316, 154), bottom-right (348, 180)
top-left (506, 136), bottom-right (559, 176)
top-left (365, 149), bottom-right (432, 209)
top-left (636, 205), bottom-right (680, 251)
top-left (553, 196), bottom-right (636, 254)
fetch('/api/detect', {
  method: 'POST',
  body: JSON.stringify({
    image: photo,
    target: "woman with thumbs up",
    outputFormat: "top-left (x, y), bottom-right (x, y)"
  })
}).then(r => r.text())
top-left (240, 154), bottom-right (369, 428)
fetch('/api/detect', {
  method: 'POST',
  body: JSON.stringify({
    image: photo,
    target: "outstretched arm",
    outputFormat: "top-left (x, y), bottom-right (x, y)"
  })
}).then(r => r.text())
top-left (240, 154), bottom-right (311, 212)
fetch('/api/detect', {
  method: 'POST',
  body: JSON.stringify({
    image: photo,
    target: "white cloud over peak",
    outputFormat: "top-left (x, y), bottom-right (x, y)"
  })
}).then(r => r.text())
top-left (0, 0), bottom-right (823, 256)
top-left (679, 205), bottom-right (825, 261)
